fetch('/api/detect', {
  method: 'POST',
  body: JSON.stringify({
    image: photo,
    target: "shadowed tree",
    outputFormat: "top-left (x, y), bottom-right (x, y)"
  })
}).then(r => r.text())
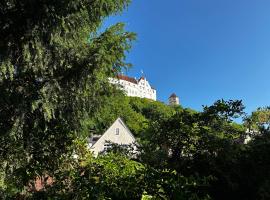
top-left (0, 0), bottom-right (135, 194)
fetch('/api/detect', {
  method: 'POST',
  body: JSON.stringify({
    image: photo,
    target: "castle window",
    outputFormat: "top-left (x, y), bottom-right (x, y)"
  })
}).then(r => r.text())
top-left (116, 128), bottom-right (119, 135)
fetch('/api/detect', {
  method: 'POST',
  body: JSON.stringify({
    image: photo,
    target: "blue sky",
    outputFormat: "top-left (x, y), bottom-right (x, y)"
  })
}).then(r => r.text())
top-left (105, 0), bottom-right (270, 114)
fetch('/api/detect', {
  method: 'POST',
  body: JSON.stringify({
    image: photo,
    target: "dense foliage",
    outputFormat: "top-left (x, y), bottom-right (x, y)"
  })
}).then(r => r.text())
top-left (0, 0), bottom-right (135, 197)
top-left (78, 97), bottom-right (270, 200)
top-left (244, 107), bottom-right (270, 132)
top-left (82, 93), bottom-right (178, 137)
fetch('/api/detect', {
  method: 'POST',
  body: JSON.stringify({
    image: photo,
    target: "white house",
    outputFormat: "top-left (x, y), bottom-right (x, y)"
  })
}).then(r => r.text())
top-left (88, 117), bottom-right (137, 156)
top-left (109, 74), bottom-right (157, 101)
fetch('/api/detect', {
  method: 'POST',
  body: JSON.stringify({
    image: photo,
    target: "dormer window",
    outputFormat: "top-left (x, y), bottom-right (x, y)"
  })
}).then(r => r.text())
top-left (116, 128), bottom-right (119, 135)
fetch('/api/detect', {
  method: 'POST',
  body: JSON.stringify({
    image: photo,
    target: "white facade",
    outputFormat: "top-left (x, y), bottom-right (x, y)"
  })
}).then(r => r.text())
top-left (88, 118), bottom-right (136, 157)
top-left (109, 75), bottom-right (157, 101)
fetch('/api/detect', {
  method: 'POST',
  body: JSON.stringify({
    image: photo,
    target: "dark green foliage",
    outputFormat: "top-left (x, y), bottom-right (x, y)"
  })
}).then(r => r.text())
top-left (140, 100), bottom-right (246, 169)
top-left (28, 152), bottom-right (210, 200)
top-left (241, 133), bottom-right (270, 200)
top-left (139, 100), bottom-right (248, 199)
top-left (212, 132), bottom-right (270, 200)
top-left (44, 153), bottom-right (145, 200)
top-left (0, 0), bottom-right (135, 194)
top-left (138, 99), bottom-right (270, 199)
top-left (141, 167), bottom-right (211, 200)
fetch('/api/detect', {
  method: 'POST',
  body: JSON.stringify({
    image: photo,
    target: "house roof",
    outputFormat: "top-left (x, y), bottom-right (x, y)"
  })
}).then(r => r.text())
top-left (116, 74), bottom-right (138, 84)
top-left (115, 74), bottom-right (156, 91)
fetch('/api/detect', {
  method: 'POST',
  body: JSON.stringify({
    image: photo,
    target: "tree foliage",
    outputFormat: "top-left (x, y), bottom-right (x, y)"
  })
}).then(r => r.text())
top-left (244, 107), bottom-right (270, 133)
top-left (139, 100), bottom-right (248, 199)
top-left (0, 0), bottom-right (135, 194)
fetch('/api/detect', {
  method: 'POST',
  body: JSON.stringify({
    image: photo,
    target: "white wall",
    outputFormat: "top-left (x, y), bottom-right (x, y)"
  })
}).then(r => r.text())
top-left (89, 118), bottom-right (136, 156)
top-left (109, 77), bottom-right (157, 101)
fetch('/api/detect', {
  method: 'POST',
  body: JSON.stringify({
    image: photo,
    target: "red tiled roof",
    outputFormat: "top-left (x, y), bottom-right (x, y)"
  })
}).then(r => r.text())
top-left (116, 74), bottom-right (138, 84)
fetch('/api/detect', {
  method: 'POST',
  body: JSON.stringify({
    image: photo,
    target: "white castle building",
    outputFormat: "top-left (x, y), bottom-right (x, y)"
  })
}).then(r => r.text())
top-left (109, 74), bottom-right (157, 101)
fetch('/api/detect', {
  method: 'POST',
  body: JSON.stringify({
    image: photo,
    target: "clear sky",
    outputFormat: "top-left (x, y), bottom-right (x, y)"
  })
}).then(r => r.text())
top-left (105, 0), bottom-right (270, 114)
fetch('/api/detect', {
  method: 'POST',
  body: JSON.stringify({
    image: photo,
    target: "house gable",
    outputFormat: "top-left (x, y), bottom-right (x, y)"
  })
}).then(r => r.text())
top-left (89, 118), bottom-right (136, 156)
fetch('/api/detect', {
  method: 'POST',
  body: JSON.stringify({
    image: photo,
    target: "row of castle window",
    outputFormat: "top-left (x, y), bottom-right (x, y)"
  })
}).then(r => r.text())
top-left (128, 89), bottom-right (153, 95)
top-left (121, 80), bottom-right (149, 88)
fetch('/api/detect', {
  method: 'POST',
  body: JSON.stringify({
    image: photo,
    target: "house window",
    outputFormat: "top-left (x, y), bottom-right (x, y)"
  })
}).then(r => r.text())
top-left (116, 128), bottom-right (119, 135)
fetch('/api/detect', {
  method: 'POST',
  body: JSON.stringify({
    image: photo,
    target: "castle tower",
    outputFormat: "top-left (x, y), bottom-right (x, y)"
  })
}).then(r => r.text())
top-left (169, 93), bottom-right (180, 105)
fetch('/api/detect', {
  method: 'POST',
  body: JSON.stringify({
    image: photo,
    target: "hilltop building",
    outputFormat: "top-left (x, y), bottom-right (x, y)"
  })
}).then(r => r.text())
top-left (109, 74), bottom-right (157, 101)
top-left (88, 118), bottom-right (137, 157)
top-left (169, 93), bottom-right (180, 105)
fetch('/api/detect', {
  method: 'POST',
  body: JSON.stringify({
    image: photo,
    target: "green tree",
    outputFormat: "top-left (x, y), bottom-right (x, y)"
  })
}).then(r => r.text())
top-left (244, 107), bottom-right (270, 133)
top-left (139, 100), bottom-right (246, 199)
top-left (0, 0), bottom-right (135, 194)
top-left (42, 152), bottom-right (145, 199)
